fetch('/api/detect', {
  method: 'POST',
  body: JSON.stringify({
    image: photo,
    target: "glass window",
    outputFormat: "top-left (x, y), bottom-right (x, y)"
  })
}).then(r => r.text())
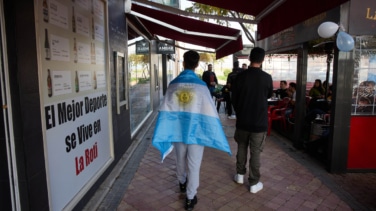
top-left (351, 36), bottom-right (376, 115)
top-left (263, 54), bottom-right (297, 90)
top-left (307, 55), bottom-right (333, 97)
top-left (263, 54), bottom-right (333, 97)
top-left (128, 44), bottom-right (152, 133)
top-left (151, 0), bottom-right (178, 8)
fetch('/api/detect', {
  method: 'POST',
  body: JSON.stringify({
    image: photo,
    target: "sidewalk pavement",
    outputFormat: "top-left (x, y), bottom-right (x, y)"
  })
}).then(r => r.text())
top-left (86, 110), bottom-right (376, 211)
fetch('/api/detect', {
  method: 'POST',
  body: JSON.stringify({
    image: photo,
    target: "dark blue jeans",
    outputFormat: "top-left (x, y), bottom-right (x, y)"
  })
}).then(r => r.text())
top-left (208, 86), bottom-right (215, 96)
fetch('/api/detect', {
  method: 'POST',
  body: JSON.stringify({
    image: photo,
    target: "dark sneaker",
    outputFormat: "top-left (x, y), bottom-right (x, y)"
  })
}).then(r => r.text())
top-left (185, 195), bottom-right (197, 210)
top-left (179, 181), bottom-right (187, 193)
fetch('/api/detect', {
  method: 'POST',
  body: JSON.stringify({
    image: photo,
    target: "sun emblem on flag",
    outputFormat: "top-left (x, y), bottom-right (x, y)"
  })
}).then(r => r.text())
top-left (177, 90), bottom-right (193, 104)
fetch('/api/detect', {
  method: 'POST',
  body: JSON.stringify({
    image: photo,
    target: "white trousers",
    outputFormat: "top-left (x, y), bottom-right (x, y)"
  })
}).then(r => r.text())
top-left (174, 142), bottom-right (204, 199)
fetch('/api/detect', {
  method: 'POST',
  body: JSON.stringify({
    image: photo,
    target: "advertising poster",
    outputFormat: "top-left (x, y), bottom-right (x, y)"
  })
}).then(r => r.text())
top-left (37, 0), bottom-right (112, 210)
top-left (368, 55), bottom-right (376, 82)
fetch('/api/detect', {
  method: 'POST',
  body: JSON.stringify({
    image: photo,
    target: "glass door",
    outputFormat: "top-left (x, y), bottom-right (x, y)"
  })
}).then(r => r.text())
top-left (0, 0), bottom-right (20, 210)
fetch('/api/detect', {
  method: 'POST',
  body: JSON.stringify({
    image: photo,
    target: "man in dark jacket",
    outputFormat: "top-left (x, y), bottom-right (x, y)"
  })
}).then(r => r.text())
top-left (226, 61), bottom-right (243, 119)
top-left (202, 64), bottom-right (218, 96)
top-left (231, 47), bottom-right (273, 194)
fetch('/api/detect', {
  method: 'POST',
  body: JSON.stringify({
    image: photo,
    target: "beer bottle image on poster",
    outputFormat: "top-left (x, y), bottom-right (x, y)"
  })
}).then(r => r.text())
top-left (72, 6), bottom-right (76, 33)
top-left (91, 42), bottom-right (96, 64)
top-left (73, 38), bottom-right (78, 63)
top-left (75, 71), bottom-right (79, 93)
top-left (91, 0), bottom-right (94, 14)
top-left (43, 0), bottom-right (49, 23)
top-left (91, 17), bottom-right (95, 40)
top-left (47, 69), bottom-right (52, 97)
top-left (93, 71), bottom-right (97, 89)
top-left (44, 28), bottom-right (51, 60)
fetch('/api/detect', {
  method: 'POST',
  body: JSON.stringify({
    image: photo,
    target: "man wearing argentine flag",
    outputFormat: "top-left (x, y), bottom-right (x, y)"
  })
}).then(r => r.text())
top-left (152, 50), bottom-right (231, 210)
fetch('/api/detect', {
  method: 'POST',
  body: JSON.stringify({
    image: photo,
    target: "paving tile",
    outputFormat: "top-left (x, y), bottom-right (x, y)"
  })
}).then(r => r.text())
top-left (281, 200), bottom-right (302, 210)
top-left (86, 111), bottom-right (376, 211)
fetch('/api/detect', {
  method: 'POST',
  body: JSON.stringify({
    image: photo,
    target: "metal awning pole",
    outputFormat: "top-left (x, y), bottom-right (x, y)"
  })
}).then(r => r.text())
top-left (324, 42), bottom-right (334, 99)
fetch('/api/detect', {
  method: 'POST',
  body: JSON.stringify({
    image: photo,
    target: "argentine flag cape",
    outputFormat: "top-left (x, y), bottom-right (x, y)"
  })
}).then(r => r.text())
top-left (152, 69), bottom-right (232, 161)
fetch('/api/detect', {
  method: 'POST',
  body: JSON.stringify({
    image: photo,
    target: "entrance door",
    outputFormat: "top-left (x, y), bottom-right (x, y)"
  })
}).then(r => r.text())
top-left (0, 1), bottom-right (20, 210)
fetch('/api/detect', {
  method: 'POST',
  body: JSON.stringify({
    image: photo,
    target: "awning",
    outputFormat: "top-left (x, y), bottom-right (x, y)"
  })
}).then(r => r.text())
top-left (126, 3), bottom-right (243, 59)
top-left (190, 0), bottom-right (348, 40)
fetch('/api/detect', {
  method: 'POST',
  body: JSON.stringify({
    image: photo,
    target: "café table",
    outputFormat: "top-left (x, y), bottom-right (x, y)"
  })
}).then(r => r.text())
top-left (268, 98), bottom-right (280, 106)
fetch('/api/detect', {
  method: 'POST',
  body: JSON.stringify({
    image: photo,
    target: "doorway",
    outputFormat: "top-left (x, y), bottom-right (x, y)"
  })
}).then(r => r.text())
top-left (0, 1), bottom-right (20, 209)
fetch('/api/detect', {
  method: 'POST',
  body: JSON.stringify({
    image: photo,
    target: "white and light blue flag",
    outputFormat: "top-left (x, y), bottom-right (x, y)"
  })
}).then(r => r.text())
top-left (152, 70), bottom-right (232, 162)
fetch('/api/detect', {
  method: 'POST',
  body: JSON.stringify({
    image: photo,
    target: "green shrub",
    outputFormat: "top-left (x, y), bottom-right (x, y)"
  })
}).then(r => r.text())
top-left (223, 69), bottom-right (231, 77)
top-left (138, 77), bottom-right (150, 84)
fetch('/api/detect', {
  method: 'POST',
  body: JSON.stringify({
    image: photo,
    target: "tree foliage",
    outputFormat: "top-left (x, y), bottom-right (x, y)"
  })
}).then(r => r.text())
top-left (199, 52), bottom-right (216, 64)
top-left (129, 54), bottom-right (149, 66)
top-left (185, 3), bottom-right (255, 44)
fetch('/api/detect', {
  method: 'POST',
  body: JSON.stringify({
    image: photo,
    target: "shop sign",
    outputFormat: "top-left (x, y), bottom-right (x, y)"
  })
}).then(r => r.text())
top-left (157, 40), bottom-right (175, 54)
top-left (349, 0), bottom-right (376, 35)
top-left (136, 40), bottom-right (149, 54)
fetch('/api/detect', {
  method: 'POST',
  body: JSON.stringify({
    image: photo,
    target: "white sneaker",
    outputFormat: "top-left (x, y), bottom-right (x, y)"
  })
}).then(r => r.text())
top-left (250, 182), bottom-right (263, 193)
top-left (228, 115), bottom-right (236, 119)
top-left (233, 174), bottom-right (244, 184)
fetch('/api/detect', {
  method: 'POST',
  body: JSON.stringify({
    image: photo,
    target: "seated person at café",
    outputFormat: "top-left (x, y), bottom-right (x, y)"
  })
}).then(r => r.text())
top-left (285, 82), bottom-right (296, 118)
top-left (306, 98), bottom-right (331, 125)
top-left (275, 80), bottom-right (289, 99)
top-left (322, 80), bottom-right (329, 91)
top-left (305, 107), bottom-right (329, 125)
top-left (308, 96), bottom-right (330, 114)
top-left (327, 85), bottom-right (333, 101)
top-left (309, 79), bottom-right (325, 99)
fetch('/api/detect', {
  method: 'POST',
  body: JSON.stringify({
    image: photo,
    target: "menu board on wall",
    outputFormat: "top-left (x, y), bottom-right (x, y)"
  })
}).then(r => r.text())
top-left (38, 0), bottom-right (113, 210)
